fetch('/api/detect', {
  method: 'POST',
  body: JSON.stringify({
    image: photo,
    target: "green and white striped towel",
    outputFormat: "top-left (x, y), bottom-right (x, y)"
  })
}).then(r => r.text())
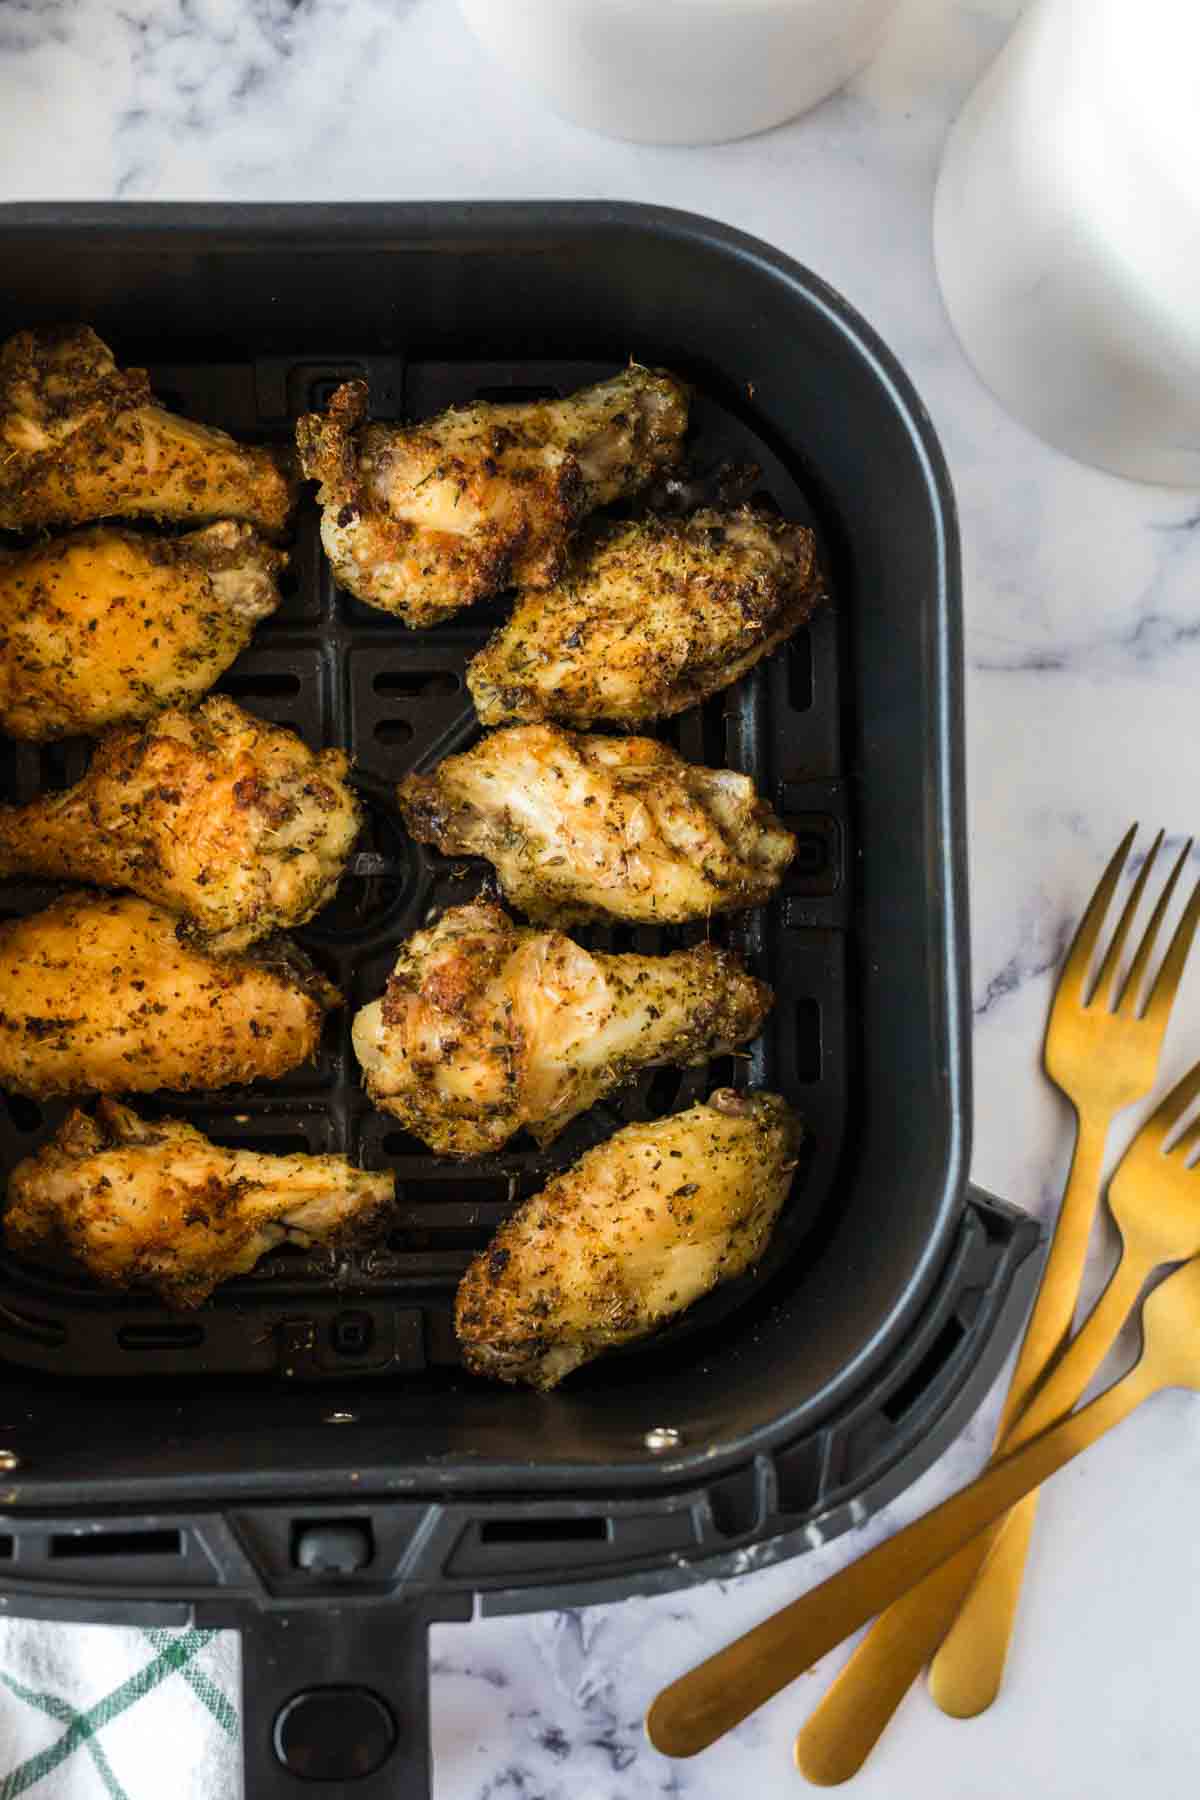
top-left (0, 1621), bottom-right (240, 1799)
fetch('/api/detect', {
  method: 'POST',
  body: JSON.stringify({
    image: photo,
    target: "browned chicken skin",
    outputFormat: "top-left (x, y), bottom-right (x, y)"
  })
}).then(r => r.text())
top-left (5, 1100), bottom-right (395, 1308)
top-left (0, 522), bottom-right (284, 742)
top-left (0, 698), bottom-right (362, 951)
top-left (0, 893), bottom-right (338, 1098)
top-left (0, 326), bottom-right (295, 534)
top-left (296, 366), bottom-right (689, 625)
top-left (397, 724), bottom-right (796, 926)
top-left (351, 898), bottom-right (772, 1156)
top-left (469, 507), bottom-right (824, 727)
top-left (456, 1088), bottom-right (802, 1388)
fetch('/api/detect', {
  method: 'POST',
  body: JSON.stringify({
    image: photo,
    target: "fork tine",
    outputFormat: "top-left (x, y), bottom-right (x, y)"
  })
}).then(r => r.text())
top-left (1135, 1057), bottom-right (1200, 1151)
top-left (1141, 868), bottom-right (1200, 1029)
top-left (1172, 1112), bottom-right (1200, 1165)
top-left (1114, 836), bottom-right (1192, 1016)
top-left (1094, 828), bottom-right (1164, 1008)
top-left (1054, 822), bottom-right (1138, 1008)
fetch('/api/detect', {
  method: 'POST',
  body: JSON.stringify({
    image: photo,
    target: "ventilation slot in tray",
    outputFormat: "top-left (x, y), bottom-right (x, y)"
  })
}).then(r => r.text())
top-left (372, 672), bottom-right (460, 698)
top-left (117, 1324), bottom-right (205, 1354)
top-left (51, 1528), bottom-right (183, 1561)
top-left (479, 1516), bottom-right (607, 1545)
top-left (882, 1315), bottom-right (967, 1423)
top-left (219, 671), bottom-right (302, 699)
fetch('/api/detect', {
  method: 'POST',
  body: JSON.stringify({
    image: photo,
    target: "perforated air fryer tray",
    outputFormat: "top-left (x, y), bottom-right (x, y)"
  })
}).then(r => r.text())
top-left (0, 353), bottom-right (850, 1382)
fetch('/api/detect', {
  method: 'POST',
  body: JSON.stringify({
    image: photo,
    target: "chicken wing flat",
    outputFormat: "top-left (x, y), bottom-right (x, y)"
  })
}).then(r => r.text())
top-left (0, 699), bottom-right (362, 951)
top-left (351, 898), bottom-right (772, 1156)
top-left (397, 724), bottom-right (796, 925)
top-left (296, 366), bottom-right (689, 626)
top-left (0, 523), bottom-right (284, 742)
top-left (0, 893), bottom-right (338, 1098)
top-left (469, 507), bottom-right (823, 727)
top-left (5, 1100), bottom-right (395, 1308)
top-left (0, 326), bottom-right (295, 534)
top-left (456, 1088), bottom-right (801, 1388)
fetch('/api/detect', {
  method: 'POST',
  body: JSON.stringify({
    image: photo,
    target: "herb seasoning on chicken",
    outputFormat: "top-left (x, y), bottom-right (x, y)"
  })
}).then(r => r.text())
top-left (0, 893), bottom-right (338, 1098)
top-left (397, 723), bottom-right (796, 925)
top-left (469, 506), bottom-right (824, 727)
top-left (0, 698), bottom-right (362, 950)
top-left (5, 1100), bottom-right (396, 1309)
top-left (0, 522), bottom-right (283, 741)
top-left (456, 1089), bottom-right (802, 1388)
top-left (296, 365), bottom-right (689, 625)
top-left (352, 898), bottom-right (772, 1155)
top-left (0, 326), bottom-right (295, 534)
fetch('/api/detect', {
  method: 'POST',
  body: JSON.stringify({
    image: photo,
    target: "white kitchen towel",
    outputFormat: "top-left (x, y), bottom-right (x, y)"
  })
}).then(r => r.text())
top-left (0, 1620), bottom-right (240, 1799)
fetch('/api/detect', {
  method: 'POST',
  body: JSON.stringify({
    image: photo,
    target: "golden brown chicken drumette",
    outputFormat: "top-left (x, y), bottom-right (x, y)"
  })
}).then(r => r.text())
top-left (5, 1100), bottom-right (395, 1308)
top-left (296, 365), bottom-right (689, 625)
top-left (0, 326), bottom-right (295, 534)
top-left (456, 1088), bottom-right (802, 1388)
top-left (0, 893), bottom-right (338, 1098)
top-left (351, 898), bottom-right (772, 1155)
top-left (0, 698), bottom-right (362, 950)
top-left (0, 522), bottom-right (283, 741)
top-left (397, 724), bottom-right (795, 926)
top-left (468, 506), bottom-right (823, 727)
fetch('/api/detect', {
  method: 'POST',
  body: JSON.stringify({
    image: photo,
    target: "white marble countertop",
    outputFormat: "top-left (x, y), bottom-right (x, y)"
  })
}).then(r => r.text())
top-left (4, 1), bottom-right (1200, 1795)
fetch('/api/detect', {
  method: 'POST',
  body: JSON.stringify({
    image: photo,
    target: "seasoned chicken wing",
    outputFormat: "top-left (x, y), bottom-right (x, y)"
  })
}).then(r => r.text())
top-left (5, 1100), bottom-right (395, 1308)
top-left (351, 898), bottom-right (772, 1156)
top-left (456, 1088), bottom-right (801, 1388)
top-left (296, 366), bottom-right (689, 625)
top-left (469, 507), bottom-right (823, 727)
top-left (0, 326), bottom-right (295, 534)
top-left (0, 894), bottom-right (338, 1098)
top-left (0, 522), bottom-right (284, 741)
top-left (397, 724), bottom-right (795, 925)
top-left (0, 699), bottom-right (362, 951)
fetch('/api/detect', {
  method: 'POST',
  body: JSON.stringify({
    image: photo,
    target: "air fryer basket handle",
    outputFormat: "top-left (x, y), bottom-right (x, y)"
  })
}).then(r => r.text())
top-left (238, 1602), bottom-right (439, 1797)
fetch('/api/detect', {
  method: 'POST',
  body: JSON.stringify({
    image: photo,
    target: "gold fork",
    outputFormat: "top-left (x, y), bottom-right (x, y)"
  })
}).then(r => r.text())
top-left (789, 823), bottom-right (1200, 1780)
top-left (649, 1229), bottom-right (1200, 1752)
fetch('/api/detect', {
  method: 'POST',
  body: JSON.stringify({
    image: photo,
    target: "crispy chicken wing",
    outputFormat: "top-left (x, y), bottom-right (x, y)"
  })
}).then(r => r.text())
top-left (397, 724), bottom-right (795, 925)
top-left (0, 893), bottom-right (338, 1098)
top-left (351, 898), bottom-right (772, 1156)
top-left (469, 507), bottom-right (823, 727)
top-left (296, 366), bottom-right (689, 626)
top-left (456, 1088), bottom-right (801, 1388)
top-left (0, 326), bottom-right (295, 534)
top-left (0, 699), bottom-right (361, 950)
top-left (0, 522), bottom-right (284, 741)
top-left (5, 1100), bottom-right (395, 1308)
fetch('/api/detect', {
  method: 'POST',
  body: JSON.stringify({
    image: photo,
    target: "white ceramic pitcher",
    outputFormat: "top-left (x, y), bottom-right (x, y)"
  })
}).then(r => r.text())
top-left (935, 0), bottom-right (1200, 487)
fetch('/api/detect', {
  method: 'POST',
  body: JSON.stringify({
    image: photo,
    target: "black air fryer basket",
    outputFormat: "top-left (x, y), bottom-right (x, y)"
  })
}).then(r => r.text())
top-left (0, 204), bottom-right (1038, 1796)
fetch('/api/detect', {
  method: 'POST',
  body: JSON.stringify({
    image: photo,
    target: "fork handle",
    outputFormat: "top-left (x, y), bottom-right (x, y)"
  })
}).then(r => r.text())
top-left (928, 1244), bottom-right (1149, 1716)
top-left (794, 1244), bottom-right (1147, 1781)
top-left (648, 1372), bottom-right (1151, 1760)
top-left (791, 1107), bottom-right (1112, 1779)
top-left (995, 1107), bottom-right (1110, 1433)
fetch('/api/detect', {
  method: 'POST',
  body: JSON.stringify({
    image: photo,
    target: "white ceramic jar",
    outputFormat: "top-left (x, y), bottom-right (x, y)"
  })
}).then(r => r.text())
top-left (934, 0), bottom-right (1200, 487)
top-left (457, 0), bottom-right (901, 146)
